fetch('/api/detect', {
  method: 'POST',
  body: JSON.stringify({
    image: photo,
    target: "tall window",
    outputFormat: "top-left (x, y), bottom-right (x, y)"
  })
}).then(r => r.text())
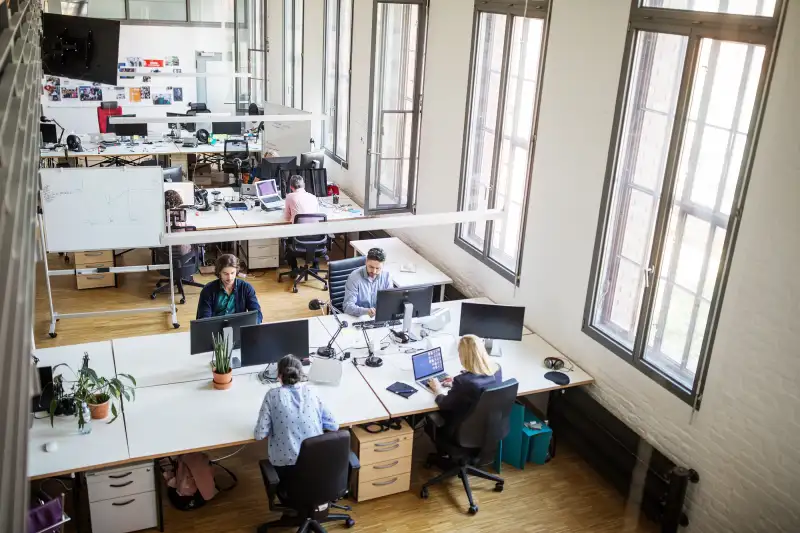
top-left (284, 0), bottom-right (303, 109)
top-left (323, 0), bottom-right (353, 164)
top-left (456, 0), bottom-right (549, 283)
top-left (364, 0), bottom-right (427, 214)
top-left (584, 0), bottom-right (783, 405)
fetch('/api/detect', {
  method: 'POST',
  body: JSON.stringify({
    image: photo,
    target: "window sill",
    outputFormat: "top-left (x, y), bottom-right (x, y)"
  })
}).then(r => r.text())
top-left (453, 235), bottom-right (519, 286)
top-left (323, 149), bottom-right (348, 170)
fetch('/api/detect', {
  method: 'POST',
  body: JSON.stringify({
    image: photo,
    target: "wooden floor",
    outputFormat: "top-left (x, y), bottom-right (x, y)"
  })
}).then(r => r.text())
top-left (35, 250), bottom-right (656, 533)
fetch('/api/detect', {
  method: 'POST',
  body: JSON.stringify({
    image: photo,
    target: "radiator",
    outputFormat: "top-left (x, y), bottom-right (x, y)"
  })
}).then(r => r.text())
top-left (549, 387), bottom-right (700, 532)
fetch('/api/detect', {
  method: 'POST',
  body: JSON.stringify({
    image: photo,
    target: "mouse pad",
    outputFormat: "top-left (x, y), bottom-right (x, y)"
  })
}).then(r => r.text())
top-left (544, 371), bottom-right (570, 386)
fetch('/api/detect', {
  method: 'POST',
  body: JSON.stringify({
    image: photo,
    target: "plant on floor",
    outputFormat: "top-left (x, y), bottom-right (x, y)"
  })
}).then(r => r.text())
top-left (211, 332), bottom-right (233, 390)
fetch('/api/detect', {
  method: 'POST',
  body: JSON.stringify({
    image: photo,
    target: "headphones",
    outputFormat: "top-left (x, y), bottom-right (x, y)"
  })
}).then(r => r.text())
top-left (544, 357), bottom-right (572, 371)
top-left (360, 419), bottom-right (402, 434)
top-left (196, 129), bottom-right (210, 144)
top-left (66, 134), bottom-right (83, 152)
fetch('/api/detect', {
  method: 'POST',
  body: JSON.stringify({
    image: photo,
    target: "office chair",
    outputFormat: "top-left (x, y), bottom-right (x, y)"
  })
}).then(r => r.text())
top-left (151, 249), bottom-right (203, 304)
top-left (279, 213), bottom-right (329, 293)
top-left (327, 256), bottom-right (366, 312)
top-left (420, 379), bottom-right (519, 514)
top-left (97, 103), bottom-right (121, 133)
top-left (258, 430), bottom-right (358, 533)
top-left (222, 138), bottom-right (251, 186)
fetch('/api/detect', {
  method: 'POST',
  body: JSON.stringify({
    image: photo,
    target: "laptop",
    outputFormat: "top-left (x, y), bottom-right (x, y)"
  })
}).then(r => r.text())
top-left (257, 179), bottom-right (284, 211)
top-left (413, 347), bottom-right (450, 394)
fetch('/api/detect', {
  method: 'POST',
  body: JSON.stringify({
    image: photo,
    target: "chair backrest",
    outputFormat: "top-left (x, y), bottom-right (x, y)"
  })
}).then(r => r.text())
top-left (97, 106), bottom-right (122, 134)
top-left (279, 168), bottom-right (328, 197)
top-left (455, 379), bottom-right (519, 463)
top-left (292, 213), bottom-right (328, 249)
top-left (224, 138), bottom-right (249, 161)
top-left (282, 430), bottom-right (351, 511)
top-left (328, 256), bottom-right (366, 311)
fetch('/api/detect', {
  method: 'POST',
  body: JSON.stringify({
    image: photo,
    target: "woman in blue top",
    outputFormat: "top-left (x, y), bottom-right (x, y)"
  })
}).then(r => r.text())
top-left (196, 254), bottom-right (263, 322)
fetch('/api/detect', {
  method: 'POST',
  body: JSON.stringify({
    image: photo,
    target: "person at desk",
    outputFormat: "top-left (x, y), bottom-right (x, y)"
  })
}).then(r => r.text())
top-left (426, 335), bottom-right (502, 441)
top-left (283, 175), bottom-right (319, 223)
top-left (165, 189), bottom-right (193, 256)
top-left (196, 254), bottom-right (263, 322)
top-left (342, 247), bottom-right (392, 317)
top-left (254, 355), bottom-right (338, 499)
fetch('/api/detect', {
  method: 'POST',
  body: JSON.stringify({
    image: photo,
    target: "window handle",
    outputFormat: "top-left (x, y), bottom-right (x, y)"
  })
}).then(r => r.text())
top-left (644, 266), bottom-right (654, 288)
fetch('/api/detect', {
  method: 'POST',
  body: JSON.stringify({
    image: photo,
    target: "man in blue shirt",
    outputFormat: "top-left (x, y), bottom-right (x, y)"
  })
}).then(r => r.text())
top-left (342, 247), bottom-right (393, 317)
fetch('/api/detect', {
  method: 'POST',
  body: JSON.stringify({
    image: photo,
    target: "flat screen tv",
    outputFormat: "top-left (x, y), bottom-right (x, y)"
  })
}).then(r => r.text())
top-left (41, 14), bottom-right (120, 85)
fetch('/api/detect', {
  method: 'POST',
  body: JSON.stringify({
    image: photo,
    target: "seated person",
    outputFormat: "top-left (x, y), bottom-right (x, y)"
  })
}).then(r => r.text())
top-left (196, 254), bottom-right (263, 322)
top-left (342, 247), bottom-right (392, 317)
top-left (254, 354), bottom-right (338, 500)
top-left (164, 189), bottom-right (192, 257)
top-left (283, 175), bottom-right (322, 273)
top-left (426, 335), bottom-right (503, 443)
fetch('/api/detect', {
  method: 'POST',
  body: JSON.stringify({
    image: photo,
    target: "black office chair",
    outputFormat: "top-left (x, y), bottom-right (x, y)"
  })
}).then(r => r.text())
top-left (222, 138), bottom-right (251, 186)
top-left (151, 249), bottom-right (203, 304)
top-left (327, 256), bottom-right (366, 312)
top-left (420, 379), bottom-right (519, 514)
top-left (279, 213), bottom-right (329, 293)
top-left (258, 430), bottom-right (358, 533)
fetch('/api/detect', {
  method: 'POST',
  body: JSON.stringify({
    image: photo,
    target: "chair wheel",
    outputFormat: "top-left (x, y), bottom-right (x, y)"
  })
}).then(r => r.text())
top-left (292, 287), bottom-right (298, 293)
top-left (345, 518), bottom-right (355, 528)
top-left (420, 487), bottom-right (429, 499)
top-left (173, 323), bottom-right (180, 329)
top-left (323, 284), bottom-right (328, 290)
top-left (495, 483), bottom-right (504, 492)
top-left (49, 332), bottom-right (57, 338)
top-left (468, 505), bottom-right (479, 515)
top-left (179, 297), bottom-right (186, 304)
top-left (150, 293), bottom-right (157, 299)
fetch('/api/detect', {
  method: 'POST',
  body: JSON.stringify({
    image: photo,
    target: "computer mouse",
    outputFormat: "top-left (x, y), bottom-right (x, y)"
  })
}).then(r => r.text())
top-left (45, 441), bottom-right (58, 453)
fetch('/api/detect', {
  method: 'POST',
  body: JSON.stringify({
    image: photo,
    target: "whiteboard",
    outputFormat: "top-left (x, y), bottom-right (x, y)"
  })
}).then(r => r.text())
top-left (40, 167), bottom-right (165, 252)
top-left (264, 119), bottom-right (312, 158)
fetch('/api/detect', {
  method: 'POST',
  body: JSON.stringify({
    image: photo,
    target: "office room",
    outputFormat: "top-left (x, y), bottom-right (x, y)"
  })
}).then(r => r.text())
top-left (6, 0), bottom-right (798, 532)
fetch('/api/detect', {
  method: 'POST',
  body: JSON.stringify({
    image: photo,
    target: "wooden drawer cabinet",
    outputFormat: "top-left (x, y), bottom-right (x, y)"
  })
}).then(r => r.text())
top-left (350, 420), bottom-right (413, 501)
top-left (87, 462), bottom-right (157, 533)
top-left (75, 250), bottom-right (114, 264)
top-left (241, 238), bottom-right (280, 269)
top-left (75, 250), bottom-right (115, 289)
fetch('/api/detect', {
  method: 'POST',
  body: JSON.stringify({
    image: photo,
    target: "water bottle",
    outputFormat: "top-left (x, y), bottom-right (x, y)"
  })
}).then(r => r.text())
top-left (78, 402), bottom-right (92, 435)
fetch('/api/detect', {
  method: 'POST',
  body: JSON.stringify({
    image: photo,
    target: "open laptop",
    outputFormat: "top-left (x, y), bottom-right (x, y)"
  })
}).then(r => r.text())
top-left (413, 347), bottom-right (450, 394)
top-left (257, 178), bottom-right (284, 211)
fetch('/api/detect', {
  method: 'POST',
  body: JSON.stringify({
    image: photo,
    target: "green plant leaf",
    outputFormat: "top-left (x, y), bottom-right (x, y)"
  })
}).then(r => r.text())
top-left (122, 389), bottom-right (131, 402)
top-left (109, 403), bottom-right (118, 424)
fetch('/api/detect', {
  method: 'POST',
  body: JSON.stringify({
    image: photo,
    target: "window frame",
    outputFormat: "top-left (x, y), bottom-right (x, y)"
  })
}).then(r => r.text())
top-left (454, 0), bottom-right (551, 285)
top-left (283, 0), bottom-right (304, 109)
top-left (583, 0), bottom-right (787, 407)
top-left (322, 0), bottom-right (355, 167)
top-left (363, 0), bottom-right (428, 215)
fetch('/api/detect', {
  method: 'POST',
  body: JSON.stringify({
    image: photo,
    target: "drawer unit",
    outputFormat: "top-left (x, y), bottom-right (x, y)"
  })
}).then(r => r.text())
top-left (87, 462), bottom-right (158, 533)
top-left (76, 272), bottom-right (115, 290)
top-left (241, 238), bottom-right (280, 269)
top-left (74, 250), bottom-right (114, 264)
top-left (350, 420), bottom-right (413, 501)
top-left (75, 250), bottom-right (115, 289)
top-left (87, 463), bottom-right (155, 503)
top-left (249, 255), bottom-right (279, 269)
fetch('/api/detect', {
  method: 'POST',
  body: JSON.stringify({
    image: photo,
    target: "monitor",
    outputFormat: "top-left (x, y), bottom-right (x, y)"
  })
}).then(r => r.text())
top-left (459, 302), bottom-right (525, 355)
top-left (213, 121), bottom-right (242, 136)
top-left (168, 112), bottom-right (196, 133)
top-left (189, 311), bottom-right (259, 355)
top-left (162, 167), bottom-right (182, 182)
top-left (240, 320), bottom-right (309, 368)
top-left (261, 156), bottom-right (298, 183)
top-left (375, 285), bottom-right (434, 332)
top-left (300, 151), bottom-right (325, 170)
top-left (41, 14), bottom-right (120, 85)
top-left (40, 123), bottom-right (58, 144)
top-left (115, 121), bottom-right (148, 138)
top-left (107, 114), bottom-right (135, 135)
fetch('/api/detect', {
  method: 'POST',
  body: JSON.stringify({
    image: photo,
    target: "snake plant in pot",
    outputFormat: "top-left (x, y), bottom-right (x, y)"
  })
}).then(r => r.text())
top-left (211, 332), bottom-right (233, 390)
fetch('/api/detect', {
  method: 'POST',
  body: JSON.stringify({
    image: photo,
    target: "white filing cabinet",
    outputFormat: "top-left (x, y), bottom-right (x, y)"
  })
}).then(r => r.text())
top-left (86, 462), bottom-right (158, 533)
top-left (241, 238), bottom-right (280, 269)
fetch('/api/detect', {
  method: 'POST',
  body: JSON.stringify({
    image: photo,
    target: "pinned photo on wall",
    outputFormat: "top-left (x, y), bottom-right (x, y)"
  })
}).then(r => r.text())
top-left (173, 68), bottom-right (181, 74)
top-left (140, 86), bottom-right (151, 99)
top-left (43, 76), bottom-right (61, 101)
top-left (154, 93), bottom-right (172, 105)
top-left (142, 76), bottom-right (151, 83)
top-left (116, 91), bottom-right (126, 101)
top-left (129, 87), bottom-right (142, 103)
top-left (127, 57), bottom-right (143, 67)
top-left (173, 87), bottom-right (183, 102)
top-left (165, 56), bottom-right (179, 66)
top-left (119, 67), bottom-right (135, 80)
top-left (61, 87), bottom-right (78, 99)
top-left (79, 86), bottom-right (103, 101)
top-left (144, 59), bottom-right (164, 67)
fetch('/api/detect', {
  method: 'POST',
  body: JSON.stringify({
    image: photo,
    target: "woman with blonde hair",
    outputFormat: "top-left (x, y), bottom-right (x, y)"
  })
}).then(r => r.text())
top-left (427, 335), bottom-right (502, 439)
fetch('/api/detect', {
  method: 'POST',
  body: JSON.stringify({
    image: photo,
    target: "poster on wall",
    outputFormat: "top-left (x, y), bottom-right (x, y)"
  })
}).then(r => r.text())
top-left (165, 56), bottom-right (179, 66)
top-left (61, 87), bottom-right (78, 99)
top-left (154, 93), bottom-right (172, 105)
top-left (144, 59), bottom-right (164, 67)
top-left (114, 86), bottom-right (126, 100)
top-left (79, 86), bottom-right (103, 101)
top-left (129, 88), bottom-right (142, 102)
top-left (127, 57), bottom-right (143, 67)
top-left (43, 76), bottom-right (61, 101)
top-left (172, 87), bottom-right (183, 102)
top-left (119, 67), bottom-right (135, 80)
top-left (140, 86), bottom-right (151, 99)
top-left (173, 68), bottom-right (181, 74)
top-left (142, 76), bottom-right (151, 83)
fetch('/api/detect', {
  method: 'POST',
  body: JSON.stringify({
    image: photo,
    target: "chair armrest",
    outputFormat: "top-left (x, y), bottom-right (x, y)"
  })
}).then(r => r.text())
top-left (349, 451), bottom-right (360, 471)
top-left (263, 462), bottom-right (280, 488)
top-left (428, 412), bottom-right (446, 428)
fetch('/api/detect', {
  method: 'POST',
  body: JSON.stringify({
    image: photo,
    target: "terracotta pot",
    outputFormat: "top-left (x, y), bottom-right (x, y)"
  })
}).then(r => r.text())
top-left (212, 371), bottom-right (233, 390)
top-left (88, 397), bottom-right (111, 419)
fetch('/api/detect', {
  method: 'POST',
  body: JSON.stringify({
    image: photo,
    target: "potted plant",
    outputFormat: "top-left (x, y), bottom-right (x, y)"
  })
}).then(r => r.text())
top-left (211, 332), bottom-right (233, 390)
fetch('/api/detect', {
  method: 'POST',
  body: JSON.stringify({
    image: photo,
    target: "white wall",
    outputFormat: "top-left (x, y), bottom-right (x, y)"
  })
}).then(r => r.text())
top-left (317, 0), bottom-right (800, 531)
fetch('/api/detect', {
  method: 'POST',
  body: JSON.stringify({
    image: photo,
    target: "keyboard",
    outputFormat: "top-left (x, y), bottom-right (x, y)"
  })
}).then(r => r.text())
top-left (353, 320), bottom-right (402, 329)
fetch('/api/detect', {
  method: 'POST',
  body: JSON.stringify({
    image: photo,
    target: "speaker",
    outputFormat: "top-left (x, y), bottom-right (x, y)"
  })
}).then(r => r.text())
top-left (66, 134), bottom-right (82, 152)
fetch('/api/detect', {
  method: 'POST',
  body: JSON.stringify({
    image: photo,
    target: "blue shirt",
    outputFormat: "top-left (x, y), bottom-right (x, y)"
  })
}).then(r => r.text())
top-left (253, 383), bottom-right (338, 466)
top-left (342, 266), bottom-right (393, 316)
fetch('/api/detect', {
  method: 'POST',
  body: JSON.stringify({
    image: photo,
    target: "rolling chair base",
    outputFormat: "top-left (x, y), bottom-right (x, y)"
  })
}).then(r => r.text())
top-left (257, 512), bottom-right (354, 532)
top-left (278, 267), bottom-right (329, 293)
top-left (420, 454), bottom-right (504, 515)
top-left (151, 277), bottom-right (204, 304)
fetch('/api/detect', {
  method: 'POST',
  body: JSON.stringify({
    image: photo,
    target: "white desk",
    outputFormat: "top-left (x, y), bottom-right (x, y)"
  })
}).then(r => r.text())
top-left (112, 318), bottom-right (338, 388)
top-left (228, 191), bottom-right (363, 228)
top-left (351, 237), bottom-right (452, 301)
top-left (176, 141), bottom-right (262, 155)
top-left (29, 342), bottom-right (129, 479)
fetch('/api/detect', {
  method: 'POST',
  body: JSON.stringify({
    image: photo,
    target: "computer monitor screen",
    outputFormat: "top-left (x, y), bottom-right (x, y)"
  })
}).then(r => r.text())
top-left (162, 167), bottom-right (182, 182)
top-left (256, 179), bottom-right (278, 197)
top-left (375, 285), bottom-right (434, 323)
top-left (40, 123), bottom-right (58, 144)
top-left (300, 151), bottom-right (325, 170)
top-left (190, 311), bottom-right (259, 354)
top-left (106, 114), bottom-right (135, 135)
top-left (240, 320), bottom-right (309, 367)
top-left (115, 122), bottom-right (148, 138)
top-left (213, 121), bottom-right (242, 136)
top-left (412, 347), bottom-right (445, 381)
top-left (261, 156), bottom-right (298, 182)
top-left (41, 14), bottom-right (120, 85)
top-left (459, 302), bottom-right (525, 341)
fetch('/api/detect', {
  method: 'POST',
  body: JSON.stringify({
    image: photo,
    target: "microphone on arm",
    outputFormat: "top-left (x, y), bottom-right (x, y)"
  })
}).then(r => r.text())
top-left (308, 299), bottom-right (348, 358)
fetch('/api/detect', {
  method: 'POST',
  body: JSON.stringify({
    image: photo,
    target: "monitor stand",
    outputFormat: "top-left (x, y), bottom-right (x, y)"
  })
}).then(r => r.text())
top-left (485, 338), bottom-right (502, 357)
top-left (402, 302), bottom-right (419, 342)
top-left (224, 326), bottom-right (241, 368)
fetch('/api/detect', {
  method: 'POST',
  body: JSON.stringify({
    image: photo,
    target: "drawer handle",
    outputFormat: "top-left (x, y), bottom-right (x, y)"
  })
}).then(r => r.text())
top-left (84, 252), bottom-right (103, 256)
top-left (86, 275), bottom-right (105, 280)
top-left (374, 444), bottom-right (399, 453)
top-left (372, 478), bottom-right (398, 487)
top-left (373, 461), bottom-right (399, 470)
top-left (108, 472), bottom-right (132, 479)
top-left (109, 480), bottom-right (133, 488)
top-left (374, 439), bottom-right (400, 447)
top-left (112, 499), bottom-right (136, 507)
top-left (85, 263), bottom-right (106, 268)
